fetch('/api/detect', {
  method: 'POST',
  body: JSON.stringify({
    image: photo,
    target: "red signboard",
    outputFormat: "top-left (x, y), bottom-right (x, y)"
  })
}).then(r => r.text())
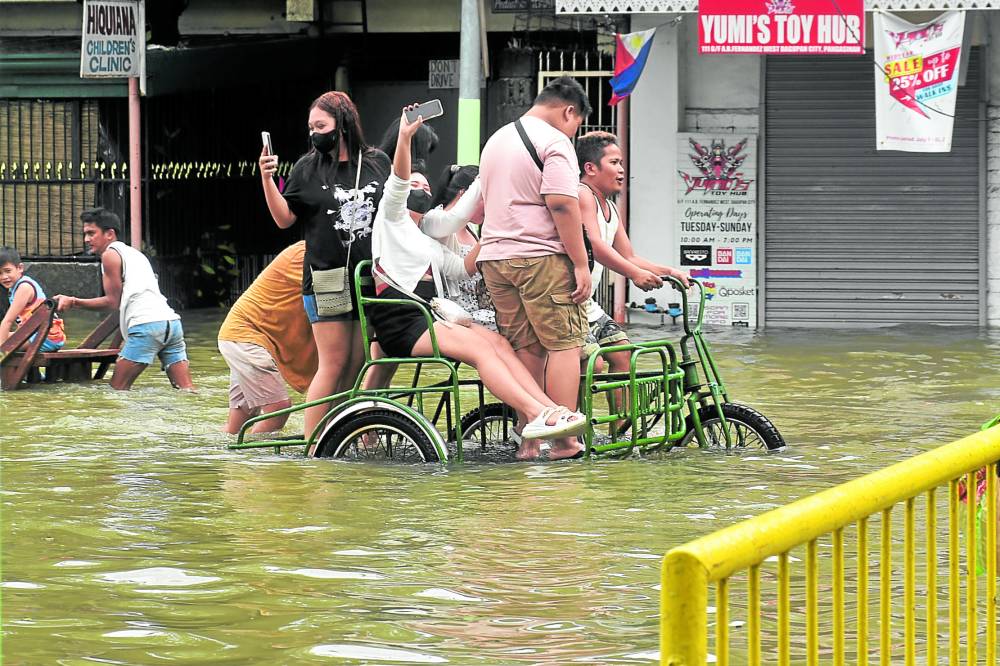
top-left (699, 0), bottom-right (864, 55)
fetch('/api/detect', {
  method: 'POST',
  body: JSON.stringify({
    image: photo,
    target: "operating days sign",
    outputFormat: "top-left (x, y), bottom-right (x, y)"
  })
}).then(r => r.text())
top-left (80, 0), bottom-right (145, 78)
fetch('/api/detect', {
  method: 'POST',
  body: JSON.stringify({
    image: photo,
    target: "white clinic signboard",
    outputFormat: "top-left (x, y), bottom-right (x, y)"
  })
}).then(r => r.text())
top-left (80, 0), bottom-right (145, 79)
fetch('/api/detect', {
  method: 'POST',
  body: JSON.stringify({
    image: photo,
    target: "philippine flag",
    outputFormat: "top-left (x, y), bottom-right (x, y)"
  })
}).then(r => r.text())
top-left (609, 28), bottom-right (657, 106)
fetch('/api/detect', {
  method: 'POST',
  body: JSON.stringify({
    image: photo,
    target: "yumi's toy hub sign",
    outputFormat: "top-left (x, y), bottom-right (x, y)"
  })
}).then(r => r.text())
top-left (699, 0), bottom-right (864, 54)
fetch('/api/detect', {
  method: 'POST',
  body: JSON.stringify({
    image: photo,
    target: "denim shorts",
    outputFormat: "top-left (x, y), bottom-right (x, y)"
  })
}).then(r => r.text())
top-left (39, 338), bottom-right (64, 353)
top-left (120, 319), bottom-right (188, 369)
top-left (302, 293), bottom-right (358, 324)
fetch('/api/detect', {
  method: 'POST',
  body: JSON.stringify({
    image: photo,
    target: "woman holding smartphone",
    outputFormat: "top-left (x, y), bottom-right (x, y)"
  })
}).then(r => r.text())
top-left (259, 91), bottom-right (391, 447)
top-left (369, 106), bottom-right (587, 458)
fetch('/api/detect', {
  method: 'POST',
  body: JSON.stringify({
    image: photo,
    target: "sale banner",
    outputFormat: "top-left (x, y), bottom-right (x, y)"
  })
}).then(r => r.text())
top-left (874, 11), bottom-right (965, 152)
top-left (699, 0), bottom-right (863, 55)
top-left (675, 134), bottom-right (758, 328)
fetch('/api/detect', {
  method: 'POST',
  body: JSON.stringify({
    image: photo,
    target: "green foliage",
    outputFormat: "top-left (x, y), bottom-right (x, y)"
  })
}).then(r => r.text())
top-left (190, 222), bottom-right (238, 307)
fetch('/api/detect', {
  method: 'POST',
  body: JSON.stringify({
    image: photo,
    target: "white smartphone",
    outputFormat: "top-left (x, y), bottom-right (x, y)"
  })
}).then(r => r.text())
top-left (404, 100), bottom-right (444, 124)
top-left (261, 131), bottom-right (273, 155)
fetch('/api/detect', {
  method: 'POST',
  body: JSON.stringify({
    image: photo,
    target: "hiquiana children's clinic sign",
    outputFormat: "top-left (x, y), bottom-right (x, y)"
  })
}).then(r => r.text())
top-left (874, 11), bottom-right (965, 152)
top-left (675, 134), bottom-right (758, 328)
top-left (699, 0), bottom-right (864, 55)
top-left (80, 0), bottom-right (144, 79)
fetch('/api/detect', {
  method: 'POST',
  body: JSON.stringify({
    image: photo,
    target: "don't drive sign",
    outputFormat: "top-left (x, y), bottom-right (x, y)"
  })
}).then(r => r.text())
top-left (699, 0), bottom-right (864, 55)
top-left (80, 0), bottom-right (145, 78)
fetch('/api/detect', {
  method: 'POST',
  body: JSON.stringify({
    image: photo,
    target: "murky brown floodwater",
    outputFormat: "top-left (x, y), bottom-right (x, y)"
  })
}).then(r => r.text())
top-left (3, 309), bottom-right (999, 664)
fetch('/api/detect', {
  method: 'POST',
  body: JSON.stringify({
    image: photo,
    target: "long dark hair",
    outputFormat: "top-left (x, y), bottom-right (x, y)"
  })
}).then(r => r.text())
top-left (430, 164), bottom-right (479, 210)
top-left (378, 119), bottom-right (439, 171)
top-left (305, 91), bottom-right (370, 178)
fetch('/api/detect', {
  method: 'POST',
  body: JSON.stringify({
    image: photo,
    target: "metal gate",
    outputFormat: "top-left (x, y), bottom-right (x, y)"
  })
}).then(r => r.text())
top-left (763, 50), bottom-right (983, 326)
top-left (538, 50), bottom-right (616, 134)
top-left (538, 50), bottom-right (619, 316)
top-left (0, 99), bottom-right (128, 257)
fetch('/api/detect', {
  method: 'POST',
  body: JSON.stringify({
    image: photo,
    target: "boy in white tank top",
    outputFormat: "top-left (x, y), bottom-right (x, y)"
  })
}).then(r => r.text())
top-left (576, 131), bottom-right (689, 376)
top-left (56, 208), bottom-right (194, 390)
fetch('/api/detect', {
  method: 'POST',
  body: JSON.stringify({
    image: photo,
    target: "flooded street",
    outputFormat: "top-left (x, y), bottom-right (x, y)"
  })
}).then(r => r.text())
top-left (3, 309), bottom-right (999, 664)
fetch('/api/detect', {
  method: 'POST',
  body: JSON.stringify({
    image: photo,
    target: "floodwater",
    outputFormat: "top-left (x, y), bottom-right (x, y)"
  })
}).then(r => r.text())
top-left (3, 309), bottom-right (999, 665)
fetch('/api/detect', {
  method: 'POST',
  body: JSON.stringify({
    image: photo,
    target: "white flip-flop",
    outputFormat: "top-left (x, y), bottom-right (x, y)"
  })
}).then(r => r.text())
top-left (521, 406), bottom-right (587, 440)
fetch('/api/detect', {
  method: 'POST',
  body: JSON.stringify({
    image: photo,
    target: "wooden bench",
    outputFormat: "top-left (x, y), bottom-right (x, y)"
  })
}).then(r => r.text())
top-left (0, 300), bottom-right (122, 390)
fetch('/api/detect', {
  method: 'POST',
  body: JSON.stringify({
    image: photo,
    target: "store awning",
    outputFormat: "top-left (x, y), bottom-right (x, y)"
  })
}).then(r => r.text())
top-left (557, 0), bottom-right (994, 13)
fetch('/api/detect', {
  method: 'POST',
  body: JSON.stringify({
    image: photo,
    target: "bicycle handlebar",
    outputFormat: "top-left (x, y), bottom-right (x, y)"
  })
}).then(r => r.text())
top-left (654, 275), bottom-right (704, 333)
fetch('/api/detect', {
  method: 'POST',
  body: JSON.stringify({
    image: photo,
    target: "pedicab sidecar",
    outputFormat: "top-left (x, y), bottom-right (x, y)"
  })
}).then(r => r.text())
top-left (230, 261), bottom-right (785, 462)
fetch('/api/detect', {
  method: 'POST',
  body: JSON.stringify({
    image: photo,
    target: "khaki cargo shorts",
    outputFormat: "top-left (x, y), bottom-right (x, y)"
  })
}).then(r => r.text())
top-left (479, 254), bottom-right (587, 352)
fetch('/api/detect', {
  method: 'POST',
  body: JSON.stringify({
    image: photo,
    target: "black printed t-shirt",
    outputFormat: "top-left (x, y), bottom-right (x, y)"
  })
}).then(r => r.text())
top-left (282, 148), bottom-right (391, 295)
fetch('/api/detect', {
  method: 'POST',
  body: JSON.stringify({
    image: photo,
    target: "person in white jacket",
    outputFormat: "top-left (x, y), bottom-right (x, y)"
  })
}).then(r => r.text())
top-left (368, 106), bottom-right (588, 454)
top-left (420, 166), bottom-right (496, 331)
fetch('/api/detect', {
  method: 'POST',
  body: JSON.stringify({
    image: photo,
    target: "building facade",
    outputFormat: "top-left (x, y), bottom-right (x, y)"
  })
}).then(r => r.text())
top-left (561, 0), bottom-right (998, 327)
top-left (1, 0), bottom-right (605, 306)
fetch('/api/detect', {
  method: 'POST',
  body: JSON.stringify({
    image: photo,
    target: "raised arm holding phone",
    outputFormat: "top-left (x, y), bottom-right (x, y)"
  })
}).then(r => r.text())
top-left (259, 132), bottom-right (295, 229)
top-left (367, 104), bottom-right (588, 459)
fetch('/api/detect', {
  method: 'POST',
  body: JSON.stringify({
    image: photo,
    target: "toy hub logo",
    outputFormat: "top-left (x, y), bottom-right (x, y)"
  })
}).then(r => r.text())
top-left (679, 137), bottom-right (753, 195)
top-left (889, 21), bottom-right (943, 49)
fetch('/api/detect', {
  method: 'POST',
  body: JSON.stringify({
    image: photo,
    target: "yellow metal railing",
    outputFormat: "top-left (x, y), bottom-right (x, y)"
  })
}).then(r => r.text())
top-left (661, 426), bottom-right (1000, 665)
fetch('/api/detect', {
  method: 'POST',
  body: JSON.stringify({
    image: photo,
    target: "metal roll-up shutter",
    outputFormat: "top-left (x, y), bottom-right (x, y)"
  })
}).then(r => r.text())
top-left (764, 50), bottom-right (982, 326)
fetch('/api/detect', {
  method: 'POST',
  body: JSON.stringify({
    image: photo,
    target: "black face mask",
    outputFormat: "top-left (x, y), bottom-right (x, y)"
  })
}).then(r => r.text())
top-left (406, 189), bottom-right (432, 215)
top-left (310, 129), bottom-right (337, 154)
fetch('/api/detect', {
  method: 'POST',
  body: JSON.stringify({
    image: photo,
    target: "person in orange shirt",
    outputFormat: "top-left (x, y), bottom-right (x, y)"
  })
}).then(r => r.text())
top-left (219, 241), bottom-right (318, 434)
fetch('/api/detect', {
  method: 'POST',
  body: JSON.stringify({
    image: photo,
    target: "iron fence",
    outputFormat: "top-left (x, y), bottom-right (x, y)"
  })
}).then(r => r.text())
top-left (0, 99), bottom-right (129, 258)
top-left (0, 93), bottom-right (303, 306)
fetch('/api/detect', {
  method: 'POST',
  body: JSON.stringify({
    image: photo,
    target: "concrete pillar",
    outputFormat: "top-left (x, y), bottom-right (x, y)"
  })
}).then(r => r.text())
top-left (457, 0), bottom-right (481, 165)
top-left (627, 15), bottom-right (683, 314)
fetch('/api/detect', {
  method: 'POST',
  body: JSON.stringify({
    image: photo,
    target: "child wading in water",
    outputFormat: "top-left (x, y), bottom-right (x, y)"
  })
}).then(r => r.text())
top-left (0, 246), bottom-right (66, 352)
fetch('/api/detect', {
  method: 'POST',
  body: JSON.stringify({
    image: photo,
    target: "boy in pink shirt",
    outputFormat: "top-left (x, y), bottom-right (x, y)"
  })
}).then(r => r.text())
top-left (478, 77), bottom-right (593, 460)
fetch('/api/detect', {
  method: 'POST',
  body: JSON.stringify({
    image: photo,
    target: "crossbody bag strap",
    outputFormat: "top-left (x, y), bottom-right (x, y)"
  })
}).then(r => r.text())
top-left (514, 119), bottom-right (544, 171)
top-left (343, 149), bottom-right (364, 265)
top-left (373, 263), bottom-right (431, 306)
top-left (516, 119), bottom-right (592, 270)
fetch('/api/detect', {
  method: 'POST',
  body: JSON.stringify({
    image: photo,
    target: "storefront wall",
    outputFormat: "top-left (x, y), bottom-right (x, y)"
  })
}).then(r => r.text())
top-left (629, 15), bottom-right (762, 324)
top-left (987, 13), bottom-right (1000, 327)
top-left (628, 12), bottom-right (1000, 327)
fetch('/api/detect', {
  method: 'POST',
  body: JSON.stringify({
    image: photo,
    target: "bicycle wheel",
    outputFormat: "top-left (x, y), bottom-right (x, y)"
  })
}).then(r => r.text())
top-left (316, 409), bottom-right (440, 462)
top-left (459, 403), bottom-right (518, 451)
top-left (679, 402), bottom-right (785, 451)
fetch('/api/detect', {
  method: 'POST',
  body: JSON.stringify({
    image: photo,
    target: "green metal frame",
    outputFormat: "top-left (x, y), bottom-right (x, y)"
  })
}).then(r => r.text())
top-left (577, 276), bottom-right (736, 456)
top-left (232, 260), bottom-right (465, 461)
top-left (230, 270), bottom-right (744, 461)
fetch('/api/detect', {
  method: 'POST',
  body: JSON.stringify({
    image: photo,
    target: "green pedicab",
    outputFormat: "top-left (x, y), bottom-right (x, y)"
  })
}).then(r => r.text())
top-left (229, 260), bottom-right (785, 462)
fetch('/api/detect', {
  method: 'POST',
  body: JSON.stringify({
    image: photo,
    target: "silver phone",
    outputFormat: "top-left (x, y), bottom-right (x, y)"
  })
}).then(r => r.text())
top-left (404, 100), bottom-right (444, 124)
top-left (261, 131), bottom-right (273, 155)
